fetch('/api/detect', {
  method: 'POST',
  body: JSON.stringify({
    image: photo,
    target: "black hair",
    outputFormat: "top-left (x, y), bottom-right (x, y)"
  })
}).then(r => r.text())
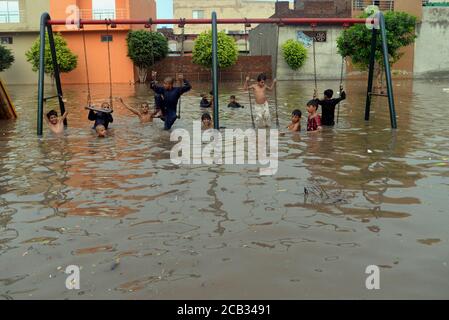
top-left (324, 89), bottom-right (334, 98)
top-left (230, 95), bottom-right (236, 99)
top-left (209, 90), bottom-right (214, 96)
top-left (201, 113), bottom-right (212, 121)
top-left (292, 109), bottom-right (302, 117)
top-left (307, 100), bottom-right (319, 109)
top-left (257, 73), bottom-right (267, 82)
top-left (46, 110), bottom-right (58, 119)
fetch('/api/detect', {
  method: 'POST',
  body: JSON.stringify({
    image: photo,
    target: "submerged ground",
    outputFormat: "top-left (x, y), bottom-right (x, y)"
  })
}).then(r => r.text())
top-left (0, 79), bottom-right (448, 299)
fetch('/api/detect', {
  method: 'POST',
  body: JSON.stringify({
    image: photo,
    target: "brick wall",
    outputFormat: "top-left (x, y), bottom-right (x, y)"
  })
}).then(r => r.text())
top-left (152, 56), bottom-right (272, 82)
top-left (274, 0), bottom-right (351, 18)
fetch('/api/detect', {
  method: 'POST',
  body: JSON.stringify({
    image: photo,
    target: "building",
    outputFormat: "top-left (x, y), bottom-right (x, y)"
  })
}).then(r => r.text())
top-left (0, 0), bottom-right (51, 84)
top-left (250, 0), bottom-right (424, 80)
top-left (274, 0), bottom-right (352, 18)
top-left (172, 0), bottom-right (278, 35)
top-left (50, 0), bottom-right (156, 84)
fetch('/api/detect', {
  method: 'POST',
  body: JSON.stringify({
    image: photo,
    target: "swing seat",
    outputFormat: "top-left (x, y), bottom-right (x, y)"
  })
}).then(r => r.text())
top-left (86, 105), bottom-right (113, 113)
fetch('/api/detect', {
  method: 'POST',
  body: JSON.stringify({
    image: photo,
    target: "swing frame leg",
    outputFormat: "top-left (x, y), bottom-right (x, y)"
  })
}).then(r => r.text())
top-left (364, 12), bottom-right (397, 129)
top-left (211, 12), bottom-right (219, 130)
top-left (37, 12), bottom-right (66, 136)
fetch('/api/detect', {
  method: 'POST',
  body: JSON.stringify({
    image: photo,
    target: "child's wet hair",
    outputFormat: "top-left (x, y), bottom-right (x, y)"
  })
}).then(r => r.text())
top-left (257, 73), bottom-right (267, 82)
top-left (46, 110), bottom-right (58, 119)
top-left (96, 124), bottom-right (106, 132)
top-left (324, 89), bottom-right (334, 98)
top-left (164, 77), bottom-right (174, 85)
top-left (201, 113), bottom-right (212, 121)
top-left (307, 100), bottom-right (319, 109)
top-left (292, 109), bottom-right (302, 117)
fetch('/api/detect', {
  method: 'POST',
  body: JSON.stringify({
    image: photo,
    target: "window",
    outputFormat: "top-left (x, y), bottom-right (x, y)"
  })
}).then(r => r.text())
top-left (0, 1), bottom-right (20, 23)
top-left (192, 10), bottom-right (204, 19)
top-left (101, 35), bottom-right (113, 42)
top-left (1, 36), bottom-right (13, 44)
top-left (92, 0), bottom-right (115, 20)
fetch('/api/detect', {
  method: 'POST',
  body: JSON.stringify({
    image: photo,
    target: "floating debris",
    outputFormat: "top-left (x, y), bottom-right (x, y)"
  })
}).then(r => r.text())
top-left (417, 238), bottom-right (441, 246)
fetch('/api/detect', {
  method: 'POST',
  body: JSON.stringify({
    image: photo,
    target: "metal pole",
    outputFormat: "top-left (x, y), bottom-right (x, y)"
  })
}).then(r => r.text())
top-left (47, 18), bottom-right (368, 26)
top-left (379, 12), bottom-right (397, 129)
top-left (212, 12), bottom-right (219, 129)
top-left (37, 13), bottom-right (49, 136)
top-left (364, 26), bottom-right (378, 121)
top-left (47, 23), bottom-right (67, 126)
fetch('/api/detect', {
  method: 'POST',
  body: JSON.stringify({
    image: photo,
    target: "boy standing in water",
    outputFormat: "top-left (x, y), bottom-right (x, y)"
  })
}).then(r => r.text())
top-left (306, 100), bottom-right (322, 132)
top-left (200, 93), bottom-right (212, 108)
top-left (201, 113), bottom-right (213, 130)
top-left (287, 109), bottom-right (302, 132)
top-left (150, 71), bottom-right (191, 130)
top-left (244, 73), bottom-right (276, 128)
top-left (45, 110), bottom-right (68, 134)
top-left (117, 98), bottom-right (154, 123)
top-left (315, 88), bottom-right (346, 126)
top-left (227, 95), bottom-right (244, 109)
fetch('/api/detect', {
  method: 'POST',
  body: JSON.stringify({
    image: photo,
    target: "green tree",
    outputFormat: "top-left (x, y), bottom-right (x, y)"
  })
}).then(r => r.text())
top-left (192, 31), bottom-right (238, 69)
top-left (337, 10), bottom-right (416, 87)
top-left (25, 33), bottom-right (77, 79)
top-left (127, 30), bottom-right (168, 83)
top-left (281, 39), bottom-right (308, 71)
top-left (0, 45), bottom-right (14, 72)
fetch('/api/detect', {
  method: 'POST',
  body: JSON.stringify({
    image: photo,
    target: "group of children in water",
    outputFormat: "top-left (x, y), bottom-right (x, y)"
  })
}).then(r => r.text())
top-left (45, 71), bottom-right (346, 136)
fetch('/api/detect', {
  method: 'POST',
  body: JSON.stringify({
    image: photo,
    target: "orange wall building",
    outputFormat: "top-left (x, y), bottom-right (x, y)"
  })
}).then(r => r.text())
top-left (49, 0), bottom-right (156, 84)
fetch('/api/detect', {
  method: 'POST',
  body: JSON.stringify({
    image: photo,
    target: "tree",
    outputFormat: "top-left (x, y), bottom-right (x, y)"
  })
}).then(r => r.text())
top-left (282, 39), bottom-right (308, 71)
top-left (337, 10), bottom-right (416, 88)
top-left (127, 30), bottom-right (168, 83)
top-left (0, 45), bottom-right (14, 72)
top-left (192, 31), bottom-right (238, 69)
top-left (25, 33), bottom-right (77, 79)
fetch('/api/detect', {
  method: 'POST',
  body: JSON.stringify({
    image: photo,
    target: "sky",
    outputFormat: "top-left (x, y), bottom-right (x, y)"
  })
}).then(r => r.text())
top-left (156, 0), bottom-right (173, 20)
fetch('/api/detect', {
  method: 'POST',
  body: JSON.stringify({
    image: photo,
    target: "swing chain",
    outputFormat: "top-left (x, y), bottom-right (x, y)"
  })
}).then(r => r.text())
top-left (311, 23), bottom-right (318, 99)
top-left (106, 19), bottom-right (113, 108)
top-left (80, 22), bottom-right (92, 106)
top-left (274, 22), bottom-right (280, 128)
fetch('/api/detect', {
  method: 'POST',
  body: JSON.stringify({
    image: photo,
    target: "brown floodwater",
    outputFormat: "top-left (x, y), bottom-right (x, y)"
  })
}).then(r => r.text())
top-left (0, 79), bottom-right (448, 299)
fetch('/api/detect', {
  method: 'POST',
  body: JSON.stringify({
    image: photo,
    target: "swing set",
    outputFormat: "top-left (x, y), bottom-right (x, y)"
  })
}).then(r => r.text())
top-left (36, 12), bottom-right (397, 136)
top-left (80, 20), bottom-right (114, 113)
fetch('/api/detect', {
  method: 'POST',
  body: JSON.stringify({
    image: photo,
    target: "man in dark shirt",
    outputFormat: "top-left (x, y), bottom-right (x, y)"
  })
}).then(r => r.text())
top-left (150, 71), bottom-right (191, 130)
top-left (315, 88), bottom-right (346, 126)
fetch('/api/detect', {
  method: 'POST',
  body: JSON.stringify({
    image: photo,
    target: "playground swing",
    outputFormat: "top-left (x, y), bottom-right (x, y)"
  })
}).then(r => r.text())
top-left (310, 24), bottom-right (346, 124)
top-left (80, 20), bottom-right (114, 114)
top-left (37, 13), bottom-right (398, 136)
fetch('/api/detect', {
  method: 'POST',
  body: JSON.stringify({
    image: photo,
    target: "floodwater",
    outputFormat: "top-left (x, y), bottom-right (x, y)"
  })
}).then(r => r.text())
top-left (0, 79), bottom-right (448, 300)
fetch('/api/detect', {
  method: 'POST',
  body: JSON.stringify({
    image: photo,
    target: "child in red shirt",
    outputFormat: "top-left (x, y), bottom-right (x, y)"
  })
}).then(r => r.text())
top-left (306, 100), bottom-right (322, 132)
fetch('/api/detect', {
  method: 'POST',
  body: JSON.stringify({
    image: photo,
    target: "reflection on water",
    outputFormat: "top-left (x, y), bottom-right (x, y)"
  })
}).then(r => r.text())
top-left (0, 80), bottom-right (449, 299)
